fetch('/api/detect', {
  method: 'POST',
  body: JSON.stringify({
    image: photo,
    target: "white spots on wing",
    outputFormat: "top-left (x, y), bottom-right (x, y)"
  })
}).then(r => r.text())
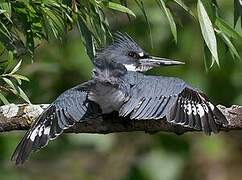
top-left (29, 125), bottom-right (40, 141)
top-left (197, 104), bottom-right (205, 117)
top-left (180, 97), bottom-right (217, 120)
top-left (38, 126), bottom-right (44, 136)
top-left (208, 102), bottom-right (215, 110)
top-left (29, 124), bottom-right (50, 141)
top-left (1, 104), bottom-right (18, 118)
top-left (191, 103), bottom-right (197, 115)
top-left (203, 104), bottom-right (209, 113)
top-left (185, 102), bottom-right (192, 115)
top-left (183, 100), bottom-right (193, 115)
top-left (44, 126), bottom-right (50, 135)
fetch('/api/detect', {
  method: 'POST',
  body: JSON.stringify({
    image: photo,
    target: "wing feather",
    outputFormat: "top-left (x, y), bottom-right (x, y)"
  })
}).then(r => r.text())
top-left (131, 98), bottom-right (151, 119)
top-left (12, 84), bottom-right (101, 165)
top-left (140, 97), bottom-right (158, 119)
top-left (167, 88), bottom-right (226, 134)
top-left (154, 97), bottom-right (170, 119)
top-left (120, 76), bottom-right (228, 134)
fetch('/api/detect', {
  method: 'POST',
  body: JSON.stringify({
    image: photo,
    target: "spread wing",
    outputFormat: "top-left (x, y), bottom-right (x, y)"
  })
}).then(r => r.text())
top-left (12, 84), bottom-right (101, 165)
top-left (119, 76), bottom-right (228, 134)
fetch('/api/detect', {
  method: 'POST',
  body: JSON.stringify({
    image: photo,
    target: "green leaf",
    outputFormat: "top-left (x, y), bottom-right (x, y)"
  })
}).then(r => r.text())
top-left (0, 21), bottom-right (11, 39)
top-left (197, 0), bottom-right (219, 67)
top-left (159, 0), bottom-right (177, 43)
top-left (11, 74), bottom-right (29, 85)
top-left (173, 0), bottom-right (195, 18)
top-left (42, 7), bottom-right (65, 40)
top-left (102, 2), bottom-right (136, 17)
top-left (0, 9), bottom-right (6, 14)
top-left (234, 0), bottom-right (242, 27)
top-left (12, 74), bottom-right (30, 82)
top-left (77, 17), bottom-right (96, 60)
top-left (10, 60), bottom-right (22, 75)
top-left (87, 3), bottom-right (107, 45)
top-left (0, 2), bottom-right (12, 22)
top-left (0, 92), bottom-right (9, 105)
top-left (219, 32), bottom-right (240, 60)
top-left (4, 51), bottom-right (14, 73)
top-left (15, 77), bottom-right (22, 85)
top-left (2, 77), bottom-right (17, 94)
top-left (134, 0), bottom-right (153, 48)
top-left (215, 17), bottom-right (242, 41)
top-left (200, 0), bottom-right (217, 23)
top-left (17, 86), bottom-right (30, 104)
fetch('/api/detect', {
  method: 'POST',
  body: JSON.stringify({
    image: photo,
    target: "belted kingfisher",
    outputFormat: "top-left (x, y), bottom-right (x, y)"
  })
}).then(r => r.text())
top-left (12, 32), bottom-right (228, 164)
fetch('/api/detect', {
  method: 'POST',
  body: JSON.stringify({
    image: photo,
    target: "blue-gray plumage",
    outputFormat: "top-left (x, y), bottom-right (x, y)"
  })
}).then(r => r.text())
top-left (12, 32), bottom-right (228, 164)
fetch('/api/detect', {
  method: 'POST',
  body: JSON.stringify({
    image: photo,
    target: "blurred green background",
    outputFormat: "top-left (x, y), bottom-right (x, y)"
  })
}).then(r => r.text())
top-left (1, 0), bottom-right (242, 180)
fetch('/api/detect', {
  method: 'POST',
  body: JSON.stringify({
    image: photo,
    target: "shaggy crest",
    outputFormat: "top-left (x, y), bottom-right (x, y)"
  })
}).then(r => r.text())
top-left (95, 32), bottom-right (142, 59)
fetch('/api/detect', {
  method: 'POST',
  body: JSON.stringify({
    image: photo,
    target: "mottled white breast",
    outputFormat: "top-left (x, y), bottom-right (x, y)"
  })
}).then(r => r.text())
top-left (88, 83), bottom-right (126, 114)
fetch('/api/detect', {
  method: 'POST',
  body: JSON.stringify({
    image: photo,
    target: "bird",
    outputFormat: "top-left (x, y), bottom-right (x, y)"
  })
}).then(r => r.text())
top-left (11, 32), bottom-right (228, 164)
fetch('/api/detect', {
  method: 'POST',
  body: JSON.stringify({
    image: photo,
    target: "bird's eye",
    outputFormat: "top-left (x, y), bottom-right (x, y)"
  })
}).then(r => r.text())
top-left (128, 51), bottom-right (139, 59)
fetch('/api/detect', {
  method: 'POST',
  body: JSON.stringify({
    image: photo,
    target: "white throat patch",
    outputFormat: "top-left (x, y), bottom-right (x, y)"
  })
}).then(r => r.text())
top-left (124, 64), bottom-right (137, 71)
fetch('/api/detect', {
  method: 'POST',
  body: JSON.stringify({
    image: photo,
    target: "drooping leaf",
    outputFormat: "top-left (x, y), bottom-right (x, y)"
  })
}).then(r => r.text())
top-left (42, 7), bottom-right (66, 40)
top-left (77, 16), bottom-right (96, 60)
top-left (0, 92), bottom-right (9, 105)
top-left (119, 0), bottom-right (131, 20)
top-left (12, 74), bottom-right (30, 82)
top-left (0, 21), bottom-right (11, 39)
top-left (234, 0), bottom-right (242, 27)
top-left (197, 0), bottom-right (219, 67)
top-left (10, 60), bottom-right (22, 75)
top-left (102, 1), bottom-right (136, 17)
top-left (219, 32), bottom-right (240, 60)
top-left (200, 0), bottom-right (217, 23)
top-left (4, 51), bottom-right (14, 73)
top-left (0, 9), bottom-right (6, 14)
top-left (11, 74), bottom-right (29, 85)
top-left (173, 0), bottom-right (195, 18)
top-left (2, 77), bottom-right (17, 94)
top-left (88, 3), bottom-right (108, 46)
top-left (134, 0), bottom-right (153, 48)
top-left (159, 0), bottom-right (177, 43)
top-left (215, 17), bottom-right (242, 41)
top-left (0, 2), bottom-right (12, 22)
top-left (17, 86), bottom-right (31, 104)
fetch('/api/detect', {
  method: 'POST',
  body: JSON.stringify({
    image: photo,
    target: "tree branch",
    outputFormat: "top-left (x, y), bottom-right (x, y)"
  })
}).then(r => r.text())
top-left (0, 104), bottom-right (241, 134)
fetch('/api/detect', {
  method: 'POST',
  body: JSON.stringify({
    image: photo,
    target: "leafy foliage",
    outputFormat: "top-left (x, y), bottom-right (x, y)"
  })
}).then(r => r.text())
top-left (0, 0), bottom-right (241, 104)
top-left (0, 51), bottom-right (30, 104)
top-left (0, 0), bottom-right (135, 104)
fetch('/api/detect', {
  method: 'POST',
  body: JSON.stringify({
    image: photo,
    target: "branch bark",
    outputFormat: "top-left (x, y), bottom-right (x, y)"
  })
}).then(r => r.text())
top-left (0, 103), bottom-right (242, 134)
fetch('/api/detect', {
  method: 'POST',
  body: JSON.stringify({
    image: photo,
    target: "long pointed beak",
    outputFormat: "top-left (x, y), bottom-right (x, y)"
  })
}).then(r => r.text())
top-left (140, 56), bottom-right (185, 67)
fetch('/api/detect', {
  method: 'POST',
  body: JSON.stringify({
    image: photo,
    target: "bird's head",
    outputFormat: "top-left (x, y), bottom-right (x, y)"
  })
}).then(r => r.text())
top-left (95, 32), bottom-right (184, 73)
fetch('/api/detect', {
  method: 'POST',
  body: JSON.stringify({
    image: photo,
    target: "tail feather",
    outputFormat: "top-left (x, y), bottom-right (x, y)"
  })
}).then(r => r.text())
top-left (11, 105), bottom-right (54, 164)
top-left (11, 131), bottom-right (34, 164)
